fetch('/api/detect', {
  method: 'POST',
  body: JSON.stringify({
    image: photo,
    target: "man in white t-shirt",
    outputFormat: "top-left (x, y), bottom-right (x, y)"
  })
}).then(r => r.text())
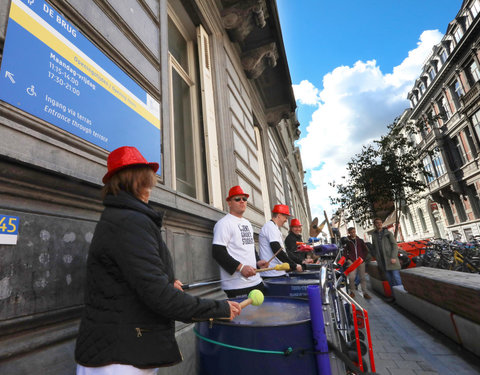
top-left (259, 204), bottom-right (303, 278)
top-left (212, 185), bottom-right (268, 297)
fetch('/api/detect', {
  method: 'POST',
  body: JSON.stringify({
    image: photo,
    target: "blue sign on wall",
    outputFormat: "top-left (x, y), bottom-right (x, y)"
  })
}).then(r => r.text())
top-left (0, 215), bottom-right (19, 245)
top-left (0, 0), bottom-right (162, 173)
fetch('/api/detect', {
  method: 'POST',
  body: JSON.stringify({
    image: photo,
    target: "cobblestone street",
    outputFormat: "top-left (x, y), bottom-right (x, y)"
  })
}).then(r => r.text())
top-left (355, 291), bottom-right (480, 375)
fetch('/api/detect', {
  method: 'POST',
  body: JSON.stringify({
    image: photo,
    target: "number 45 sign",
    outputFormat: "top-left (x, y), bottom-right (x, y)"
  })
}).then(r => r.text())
top-left (0, 215), bottom-right (19, 245)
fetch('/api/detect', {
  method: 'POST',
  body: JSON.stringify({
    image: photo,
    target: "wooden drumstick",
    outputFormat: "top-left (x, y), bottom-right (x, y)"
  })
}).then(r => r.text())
top-left (266, 247), bottom-right (284, 264)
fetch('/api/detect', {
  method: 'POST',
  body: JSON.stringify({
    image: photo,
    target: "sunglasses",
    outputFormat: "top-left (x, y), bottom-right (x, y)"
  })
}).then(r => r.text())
top-left (233, 197), bottom-right (248, 202)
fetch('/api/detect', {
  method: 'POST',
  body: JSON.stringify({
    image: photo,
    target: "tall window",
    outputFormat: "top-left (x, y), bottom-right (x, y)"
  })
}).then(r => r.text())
top-left (470, 61), bottom-right (480, 82)
top-left (472, 110), bottom-right (480, 142)
top-left (432, 153), bottom-right (447, 177)
top-left (439, 49), bottom-right (448, 64)
top-left (407, 211), bottom-right (416, 234)
top-left (441, 96), bottom-right (452, 119)
top-left (428, 68), bottom-right (436, 82)
top-left (168, 14), bottom-right (207, 200)
top-left (454, 135), bottom-right (467, 166)
top-left (417, 209), bottom-right (428, 232)
top-left (454, 80), bottom-right (464, 99)
top-left (471, 0), bottom-right (480, 18)
top-left (453, 26), bottom-right (464, 43)
top-left (418, 81), bottom-right (426, 94)
top-left (423, 156), bottom-right (435, 183)
top-left (450, 80), bottom-right (464, 110)
top-left (465, 127), bottom-right (477, 157)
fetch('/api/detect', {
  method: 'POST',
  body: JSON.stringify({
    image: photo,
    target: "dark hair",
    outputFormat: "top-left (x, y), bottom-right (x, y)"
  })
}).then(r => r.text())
top-left (347, 227), bottom-right (355, 232)
top-left (373, 217), bottom-right (383, 224)
top-left (102, 165), bottom-right (156, 199)
top-left (272, 212), bottom-right (279, 218)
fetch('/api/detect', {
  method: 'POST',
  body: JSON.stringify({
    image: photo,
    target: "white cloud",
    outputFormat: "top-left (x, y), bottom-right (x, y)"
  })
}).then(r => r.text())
top-left (297, 30), bottom-right (443, 222)
top-left (293, 79), bottom-right (321, 105)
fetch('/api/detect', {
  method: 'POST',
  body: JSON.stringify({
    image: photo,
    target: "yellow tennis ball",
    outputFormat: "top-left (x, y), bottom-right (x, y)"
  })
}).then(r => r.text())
top-left (248, 289), bottom-right (264, 306)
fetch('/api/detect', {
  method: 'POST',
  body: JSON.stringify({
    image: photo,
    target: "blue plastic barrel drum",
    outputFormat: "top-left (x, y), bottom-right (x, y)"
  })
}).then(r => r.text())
top-left (196, 297), bottom-right (318, 375)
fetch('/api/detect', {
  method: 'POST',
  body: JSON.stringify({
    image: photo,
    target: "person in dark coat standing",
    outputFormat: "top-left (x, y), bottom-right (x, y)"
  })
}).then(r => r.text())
top-left (285, 219), bottom-right (313, 265)
top-left (75, 146), bottom-right (240, 375)
top-left (371, 218), bottom-right (402, 289)
top-left (343, 227), bottom-right (371, 299)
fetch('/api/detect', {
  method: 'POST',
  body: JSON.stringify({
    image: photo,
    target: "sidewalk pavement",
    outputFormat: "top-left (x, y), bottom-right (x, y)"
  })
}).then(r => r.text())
top-left (351, 290), bottom-right (480, 375)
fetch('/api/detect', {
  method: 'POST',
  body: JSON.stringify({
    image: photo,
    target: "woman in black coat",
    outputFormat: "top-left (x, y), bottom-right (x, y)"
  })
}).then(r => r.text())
top-left (75, 146), bottom-right (240, 374)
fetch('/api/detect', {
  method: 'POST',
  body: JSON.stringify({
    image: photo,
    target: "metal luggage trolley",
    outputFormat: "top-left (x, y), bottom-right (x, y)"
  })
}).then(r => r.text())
top-left (311, 243), bottom-right (377, 374)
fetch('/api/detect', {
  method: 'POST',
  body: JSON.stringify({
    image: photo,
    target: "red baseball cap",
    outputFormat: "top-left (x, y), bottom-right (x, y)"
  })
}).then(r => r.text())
top-left (103, 146), bottom-right (159, 183)
top-left (272, 204), bottom-right (290, 216)
top-left (226, 185), bottom-right (249, 201)
top-left (290, 218), bottom-right (302, 227)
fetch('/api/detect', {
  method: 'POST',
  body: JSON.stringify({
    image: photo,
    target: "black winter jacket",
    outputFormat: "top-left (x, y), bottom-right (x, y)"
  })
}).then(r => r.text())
top-left (284, 232), bottom-right (305, 264)
top-left (75, 191), bottom-right (230, 368)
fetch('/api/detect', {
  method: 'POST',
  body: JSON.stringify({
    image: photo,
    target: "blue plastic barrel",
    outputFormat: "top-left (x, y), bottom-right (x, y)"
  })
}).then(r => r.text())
top-left (196, 297), bottom-right (318, 375)
top-left (264, 277), bottom-right (320, 298)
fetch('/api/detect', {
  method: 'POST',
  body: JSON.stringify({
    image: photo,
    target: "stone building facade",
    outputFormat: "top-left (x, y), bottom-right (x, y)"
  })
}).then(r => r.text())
top-left (391, 110), bottom-right (447, 243)
top-left (403, 0), bottom-right (480, 241)
top-left (0, 0), bottom-right (309, 374)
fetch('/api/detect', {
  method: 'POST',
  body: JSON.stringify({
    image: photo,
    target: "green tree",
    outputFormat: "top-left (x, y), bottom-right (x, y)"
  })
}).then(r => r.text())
top-left (330, 117), bottom-right (430, 239)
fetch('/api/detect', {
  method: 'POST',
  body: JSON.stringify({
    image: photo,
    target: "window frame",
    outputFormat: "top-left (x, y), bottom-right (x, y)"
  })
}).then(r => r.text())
top-left (439, 49), bottom-right (448, 65)
top-left (453, 26), bottom-right (464, 43)
top-left (470, 60), bottom-right (480, 83)
top-left (432, 152), bottom-right (447, 177)
top-left (441, 96), bottom-right (452, 119)
top-left (454, 79), bottom-right (464, 99)
top-left (167, 9), bottom-right (206, 201)
top-left (417, 208), bottom-right (428, 232)
top-left (471, 0), bottom-right (480, 18)
top-left (453, 134), bottom-right (467, 166)
top-left (418, 81), bottom-right (426, 94)
top-left (472, 110), bottom-right (480, 143)
top-left (423, 156), bottom-right (435, 183)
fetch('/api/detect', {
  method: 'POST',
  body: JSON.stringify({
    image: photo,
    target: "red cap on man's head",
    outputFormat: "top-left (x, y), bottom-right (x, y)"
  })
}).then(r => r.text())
top-left (103, 146), bottom-right (159, 183)
top-left (272, 204), bottom-right (290, 216)
top-left (290, 218), bottom-right (302, 227)
top-left (226, 185), bottom-right (249, 201)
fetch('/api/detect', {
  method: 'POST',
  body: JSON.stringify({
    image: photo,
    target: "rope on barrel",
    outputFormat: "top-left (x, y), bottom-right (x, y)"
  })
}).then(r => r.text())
top-left (193, 328), bottom-right (293, 356)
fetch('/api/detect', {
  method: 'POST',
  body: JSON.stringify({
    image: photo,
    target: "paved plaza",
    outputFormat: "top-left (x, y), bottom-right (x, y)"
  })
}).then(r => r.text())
top-left (354, 290), bottom-right (480, 375)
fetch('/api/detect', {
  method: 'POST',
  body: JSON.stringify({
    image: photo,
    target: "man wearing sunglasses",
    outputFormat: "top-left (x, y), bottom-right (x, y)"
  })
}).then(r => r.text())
top-left (259, 205), bottom-right (303, 278)
top-left (212, 186), bottom-right (268, 297)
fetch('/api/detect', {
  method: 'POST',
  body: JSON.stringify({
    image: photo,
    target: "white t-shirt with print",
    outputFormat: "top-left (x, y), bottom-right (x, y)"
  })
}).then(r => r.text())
top-left (259, 220), bottom-right (287, 277)
top-left (213, 213), bottom-right (262, 291)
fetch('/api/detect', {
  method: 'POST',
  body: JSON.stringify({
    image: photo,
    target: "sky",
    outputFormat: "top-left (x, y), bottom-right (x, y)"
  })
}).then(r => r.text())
top-left (276, 0), bottom-right (463, 222)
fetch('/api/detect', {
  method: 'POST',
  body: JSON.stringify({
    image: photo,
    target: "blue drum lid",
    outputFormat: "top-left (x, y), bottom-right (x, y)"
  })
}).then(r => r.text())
top-left (226, 297), bottom-right (311, 326)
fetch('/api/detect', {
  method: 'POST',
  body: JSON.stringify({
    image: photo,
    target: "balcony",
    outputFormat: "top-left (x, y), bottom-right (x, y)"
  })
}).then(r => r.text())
top-left (460, 80), bottom-right (480, 110)
top-left (417, 127), bottom-right (443, 152)
top-left (427, 170), bottom-right (461, 194)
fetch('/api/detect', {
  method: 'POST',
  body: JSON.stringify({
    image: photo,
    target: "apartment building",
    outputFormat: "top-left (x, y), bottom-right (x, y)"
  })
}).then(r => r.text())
top-left (404, 0), bottom-right (480, 241)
